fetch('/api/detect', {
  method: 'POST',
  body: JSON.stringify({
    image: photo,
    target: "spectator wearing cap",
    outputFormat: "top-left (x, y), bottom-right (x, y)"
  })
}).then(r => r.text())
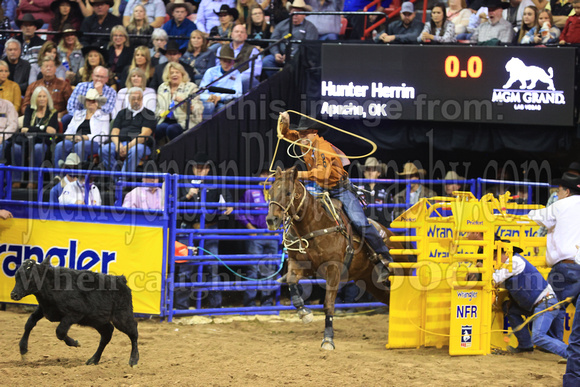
top-left (493, 237), bottom-right (567, 358)
top-left (470, 0), bottom-right (514, 44)
top-left (55, 88), bottom-right (110, 167)
top-left (196, 0), bottom-right (236, 34)
top-left (50, 152), bottom-right (81, 203)
top-left (392, 162), bottom-right (436, 220)
top-left (199, 44), bottom-right (243, 118)
top-left (305, 0), bottom-right (344, 40)
top-left (162, 0), bottom-right (197, 51)
top-left (59, 167), bottom-right (102, 205)
top-left (122, 160), bottom-right (164, 209)
top-left (443, 171), bottom-right (465, 196)
top-left (149, 40), bottom-right (196, 91)
top-left (123, 0), bottom-right (166, 28)
top-left (15, 14), bottom-right (46, 65)
top-left (262, 0), bottom-right (318, 77)
top-left (237, 164), bottom-right (279, 307)
top-left (156, 62), bottom-right (203, 142)
top-left (0, 60), bottom-right (22, 114)
top-left (209, 4), bottom-right (239, 46)
top-left (22, 58), bottom-right (73, 118)
top-left (79, 0), bottom-right (123, 48)
top-left (375, 2), bottom-right (424, 43)
top-left (215, 24), bottom-right (262, 92)
top-left (2, 39), bottom-right (31, 96)
top-left (356, 157), bottom-right (391, 228)
top-left (0, 97), bottom-right (18, 163)
top-left (176, 152), bottom-right (234, 309)
top-left (102, 87), bottom-right (157, 172)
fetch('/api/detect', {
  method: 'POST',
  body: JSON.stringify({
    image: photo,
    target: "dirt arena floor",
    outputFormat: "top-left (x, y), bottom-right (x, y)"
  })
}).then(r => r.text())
top-left (0, 305), bottom-right (566, 386)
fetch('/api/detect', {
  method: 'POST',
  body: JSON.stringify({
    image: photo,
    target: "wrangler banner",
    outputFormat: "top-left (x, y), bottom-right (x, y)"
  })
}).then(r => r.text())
top-left (0, 218), bottom-right (165, 315)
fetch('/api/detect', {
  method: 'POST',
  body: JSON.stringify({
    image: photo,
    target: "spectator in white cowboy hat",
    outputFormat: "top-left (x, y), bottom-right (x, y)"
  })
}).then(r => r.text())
top-left (392, 162), bottom-right (436, 220)
top-left (162, 0), bottom-right (198, 51)
top-left (262, 0), bottom-right (318, 77)
top-left (54, 88), bottom-right (110, 167)
top-left (196, 0), bottom-right (236, 35)
top-left (15, 14), bottom-right (46, 65)
top-left (50, 152), bottom-right (81, 203)
top-left (79, 0), bottom-right (123, 49)
top-left (443, 170), bottom-right (465, 196)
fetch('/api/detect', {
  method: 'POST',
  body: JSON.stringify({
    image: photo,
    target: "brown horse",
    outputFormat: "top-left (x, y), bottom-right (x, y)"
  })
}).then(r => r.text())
top-left (266, 166), bottom-right (408, 350)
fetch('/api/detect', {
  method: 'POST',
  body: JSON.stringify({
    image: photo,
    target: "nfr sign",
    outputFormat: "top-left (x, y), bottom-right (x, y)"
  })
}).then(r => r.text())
top-left (457, 305), bottom-right (478, 319)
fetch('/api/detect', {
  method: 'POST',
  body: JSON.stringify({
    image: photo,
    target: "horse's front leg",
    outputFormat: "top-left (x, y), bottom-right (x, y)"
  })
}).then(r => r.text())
top-left (287, 260), bottom-right (313, 324)
top-left (321, 262), bottom-right (340, 350)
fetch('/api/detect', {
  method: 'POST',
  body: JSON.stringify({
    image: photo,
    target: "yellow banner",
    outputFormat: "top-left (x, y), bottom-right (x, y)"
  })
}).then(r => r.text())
top-left (0, 218), bottom-right (164, 315)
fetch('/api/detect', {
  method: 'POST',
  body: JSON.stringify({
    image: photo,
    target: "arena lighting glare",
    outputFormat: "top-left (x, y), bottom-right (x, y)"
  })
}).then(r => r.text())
top-left (320, 45), bottom-right (576, 126)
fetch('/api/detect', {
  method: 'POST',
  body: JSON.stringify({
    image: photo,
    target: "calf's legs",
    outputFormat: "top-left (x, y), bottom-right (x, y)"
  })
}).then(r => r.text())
top-left (86, 323), bottom-right (114, 365)
top-left (19, 307), bottom-right (44, 359)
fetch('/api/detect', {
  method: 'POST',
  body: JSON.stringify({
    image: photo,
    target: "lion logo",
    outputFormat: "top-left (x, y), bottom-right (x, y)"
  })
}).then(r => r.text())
top-left (502, 57), bottom-right (555, 91)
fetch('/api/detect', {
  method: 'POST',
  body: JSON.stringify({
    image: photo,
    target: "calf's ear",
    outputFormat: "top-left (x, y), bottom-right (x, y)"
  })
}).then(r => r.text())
top-left (41, 258), bottom-right (51, 266)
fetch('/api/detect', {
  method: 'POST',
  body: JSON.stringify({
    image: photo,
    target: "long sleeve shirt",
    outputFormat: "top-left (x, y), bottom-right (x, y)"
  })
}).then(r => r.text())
top-left (417, 20), bottom-right (457, 43)
top-left (528, 195), bottom-right (580, 266)
top-left (269, 19), bottom-right (319, 57)
top-left (80, 13), bottom-right (123, 48)
top-left (23, 77), bottom-right (73, 115)
top-left (375, 19), bottom-right (424, 43)
top-left (215, 43), bottom-right (262, 78)
top-left (0, 98), bottom-right (18, 144)
top-left (196, 0), bottom-right (236, 33)
top-left (199, 65), bottom-right (243, 102)
top-left (305, 0), bottom-right (345, 36)
top-left (471, 18), bottom-right (514, 44)
top-left (67, 81), bottom-right (117, 116)
top-left (162, 18), bottom-right (198, 50)
top-left (238, 188), bottom-right (269, 229)
top-left (122, 187), bottom-right (164, 209)
top-left (280, 123), bottom-right (347, 189)
top-left (560, 15), bottom-right (580, 43)
top-left (493, 254), bottom-right (553, 303)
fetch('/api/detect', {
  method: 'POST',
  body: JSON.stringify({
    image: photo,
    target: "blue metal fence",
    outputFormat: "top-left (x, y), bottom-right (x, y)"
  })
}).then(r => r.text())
top-left (0, 165), bottom-right (554, 321)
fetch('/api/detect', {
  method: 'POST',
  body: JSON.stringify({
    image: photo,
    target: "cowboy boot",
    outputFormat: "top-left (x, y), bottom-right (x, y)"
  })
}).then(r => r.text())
top-left (376, 254), bottom-right (391, 284)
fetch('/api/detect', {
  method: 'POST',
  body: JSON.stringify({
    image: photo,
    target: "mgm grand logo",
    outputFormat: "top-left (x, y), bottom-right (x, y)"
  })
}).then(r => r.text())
top-left (491, 57), bottom-right (565, 110)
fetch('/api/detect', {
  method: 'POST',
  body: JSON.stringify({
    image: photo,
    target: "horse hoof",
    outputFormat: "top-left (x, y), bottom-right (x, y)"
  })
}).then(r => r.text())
top-left (321, 338), bottom-right (335, 350)
top-left (301, 312), bottom-right (313, 324)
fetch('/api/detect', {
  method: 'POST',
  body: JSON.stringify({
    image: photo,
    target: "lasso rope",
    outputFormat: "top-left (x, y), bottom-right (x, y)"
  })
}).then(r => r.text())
top-left (197, 247), bottom-right (286, 281)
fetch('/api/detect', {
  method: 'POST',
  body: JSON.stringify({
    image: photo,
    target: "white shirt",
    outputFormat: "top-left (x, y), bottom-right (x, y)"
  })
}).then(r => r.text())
top-left (528, 195), bottom-right (580, 267)
top-left (493, 254), bottom-right (553, 304)
top-left (59, 180), bottom-right (102, 206)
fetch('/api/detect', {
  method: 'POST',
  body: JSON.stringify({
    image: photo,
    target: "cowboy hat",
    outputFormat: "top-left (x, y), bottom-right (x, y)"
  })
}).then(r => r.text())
top-left (88, 0), bottom-right (114, 7)
top-left (58, 152), bottom-right (81, 168)
top-left (553, 172), bottom-right (580, 195)
top-left (216, 44), bottom-right (238, 61)
top-left (294, 115), bottom-right (327, 134)
top-left (192, 152), bottom-right (210, 166)
top-left (78, 89), bottom-right (107, 108)
top-left (287, 0), bottom-right (313, 11)
top-left (495, 235), bottom-right (524, 255)
top-left (50, 0), bottom-right (81, 15)
top-left (81, 45), bottom-right (109, 62)
top-left (444, 171), bottom-right (464, 181)
top-left (16, 14), bottom-right (44, 29)
top-left (213, 4), bottom-right (240, 19)
top-left (361, 157), bottom-right (387, 175)
top-left (483, 0), bottom-right (509, 9)
top-left (567, 161), bottom-right (580, 175)
top-left (397, 162), bottom-right (426, 177)
top-left (167, 0), bottom-right (195, 16)
top-left (159, 40), bottom-right (186, 55)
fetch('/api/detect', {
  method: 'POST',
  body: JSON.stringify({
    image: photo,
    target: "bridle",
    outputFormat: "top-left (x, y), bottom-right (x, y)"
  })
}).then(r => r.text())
top-left (268, 178), bottom-right (307, 223)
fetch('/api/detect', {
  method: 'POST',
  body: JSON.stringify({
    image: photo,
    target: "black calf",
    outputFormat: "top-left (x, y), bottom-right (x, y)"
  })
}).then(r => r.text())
top-left (10, 259), bottom-right (139, 366)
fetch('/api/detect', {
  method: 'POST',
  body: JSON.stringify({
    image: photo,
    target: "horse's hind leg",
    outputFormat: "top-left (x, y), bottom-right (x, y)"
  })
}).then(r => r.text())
top-left (321, 262), bottom-right (340, 350)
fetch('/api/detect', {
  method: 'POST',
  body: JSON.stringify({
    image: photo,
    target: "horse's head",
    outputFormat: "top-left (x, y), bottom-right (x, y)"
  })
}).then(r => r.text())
top-left (266, 166), bottom-right (299, 230)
